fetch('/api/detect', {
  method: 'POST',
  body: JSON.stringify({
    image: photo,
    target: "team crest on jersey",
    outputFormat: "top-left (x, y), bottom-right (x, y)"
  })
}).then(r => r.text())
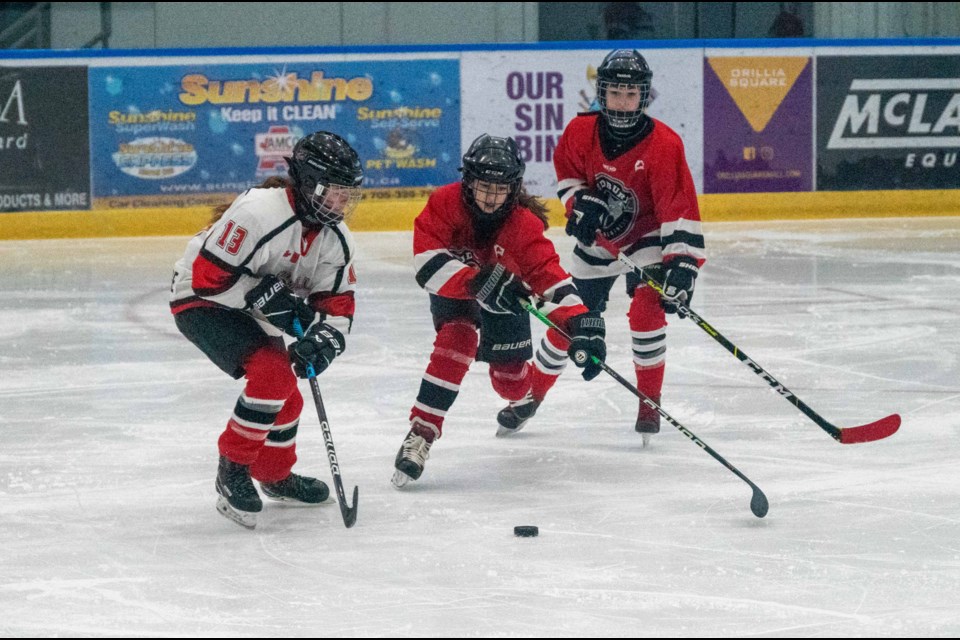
top-left (595, 175), bottom-right (638, 241)
top-left (450, 247), bottom-right (480, 268)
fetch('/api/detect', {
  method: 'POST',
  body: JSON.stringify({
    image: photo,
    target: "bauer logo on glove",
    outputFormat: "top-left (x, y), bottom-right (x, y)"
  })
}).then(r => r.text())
top-left (245, 274), bottom-right (317, 337)
top-left (288, 322), bottom-right (346, 378)
top-left (247, 277), bottom-right (285, 312)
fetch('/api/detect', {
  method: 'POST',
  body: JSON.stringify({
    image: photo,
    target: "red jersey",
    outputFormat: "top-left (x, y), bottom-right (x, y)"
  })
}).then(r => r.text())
top-left (554, 112), bottom-right (704, 278)
top-left (413, 183), bottom-right (587, 328)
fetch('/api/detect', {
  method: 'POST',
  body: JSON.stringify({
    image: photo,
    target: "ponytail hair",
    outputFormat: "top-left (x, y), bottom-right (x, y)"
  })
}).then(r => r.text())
top-left (517, 188), bottom-right (549, 229)
top-left (207, 176), bottom-right (291, 227)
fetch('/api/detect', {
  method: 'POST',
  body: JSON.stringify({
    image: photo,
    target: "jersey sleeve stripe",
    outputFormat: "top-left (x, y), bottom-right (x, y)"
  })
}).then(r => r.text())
top-left (197, 247), bottom-right (249, 275)
top-left (624, 233), bottom-right (662, 254)
top-left (557, 178), bottom-right (587, 206)
top-left (422, 260), bottom-right (472, 295)
top-left (415, 252), bottom-right (457, 288)
top-left (661, 229), bottom-right (705, 250)
top-left (660, 217), bottom-right (704, 236)
top-left (538, 280), bottom-right (584, 317)
top-left (573, 245), bottom-right (616, 267)
top-left (192, 250), bottom-right (245, 297)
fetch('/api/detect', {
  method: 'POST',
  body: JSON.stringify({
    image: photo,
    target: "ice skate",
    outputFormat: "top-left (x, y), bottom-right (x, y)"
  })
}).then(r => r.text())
top-left (495, 392), bottom-right (539, 437)
top-left (261, 473), bottom-right (330, 504)
top-left (635, 396), bottom-right (661, 448)
top-left (392, 421), bottom-right (438, 488)
top-left (215, 456), bottom-right (262, 529)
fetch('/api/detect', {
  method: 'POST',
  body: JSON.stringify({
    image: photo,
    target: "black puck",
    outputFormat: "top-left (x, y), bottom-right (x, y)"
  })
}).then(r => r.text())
top-left (514, 525), bottom-right (539, 537)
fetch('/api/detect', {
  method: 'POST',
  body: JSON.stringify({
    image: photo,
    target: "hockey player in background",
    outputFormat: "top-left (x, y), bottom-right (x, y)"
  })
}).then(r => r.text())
top-left (534, 48), bottom-right (705, 445)
top-left (392, 134), bottom-right (607, 487)
top-left (170, 131), bottom-right (362, 528)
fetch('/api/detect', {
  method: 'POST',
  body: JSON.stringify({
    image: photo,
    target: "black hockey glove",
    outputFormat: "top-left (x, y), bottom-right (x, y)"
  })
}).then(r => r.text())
top-left (288, 322), bottom-right (346, 378)
top-left (565, 191), bottom-right (609, 246)
top-left (245, 275), bottom-right (316, 338)
top-left (567, 311), bottom-right (606, 381)
top-left (660, 256), bottom-right (699, 319)
top-left (468, 263), bottom-right (530, 315)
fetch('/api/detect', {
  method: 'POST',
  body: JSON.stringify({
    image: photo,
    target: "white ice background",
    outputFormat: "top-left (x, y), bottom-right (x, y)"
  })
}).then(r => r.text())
top-left (1, 217), bottom-right (959, 637)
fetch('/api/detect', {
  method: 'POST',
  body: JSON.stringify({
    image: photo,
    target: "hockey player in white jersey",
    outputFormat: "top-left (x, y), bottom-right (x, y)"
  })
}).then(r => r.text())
top-left (170, 131), bottom-right (362, 529)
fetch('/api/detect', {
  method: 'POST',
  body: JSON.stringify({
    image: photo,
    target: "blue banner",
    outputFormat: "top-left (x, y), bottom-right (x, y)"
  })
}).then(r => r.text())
top-left (89, 59), bottom-right (460, 207)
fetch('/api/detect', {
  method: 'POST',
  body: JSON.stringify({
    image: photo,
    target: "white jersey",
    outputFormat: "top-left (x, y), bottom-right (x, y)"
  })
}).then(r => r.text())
top-left (170, 187), bottom-right (356, 334)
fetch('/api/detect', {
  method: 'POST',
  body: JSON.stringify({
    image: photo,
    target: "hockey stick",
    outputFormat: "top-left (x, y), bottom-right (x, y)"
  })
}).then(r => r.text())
top-left (293, 319), bottom-right (358, 528)
top-left (593, 235), bottom-right (900, 445)
top-left (524, 301), bottom-right (768, 519)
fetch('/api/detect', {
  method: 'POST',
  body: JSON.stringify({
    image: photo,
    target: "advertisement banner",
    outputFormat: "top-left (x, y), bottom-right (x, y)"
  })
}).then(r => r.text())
top-left (703, 56), bottom-right (813, 193)
top-left (817, 55), bottom-right (960, 190)
top-left (88, 59), bottom-right (460, 207)
top-left (0, 66), bottom-right (90, 212)
top-left (461, 49), bottom-right (703, 198)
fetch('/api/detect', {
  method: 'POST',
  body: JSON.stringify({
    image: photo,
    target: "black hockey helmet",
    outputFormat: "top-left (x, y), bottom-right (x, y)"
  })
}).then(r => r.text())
top-left (287, 131), bottom-right (363, 227)
top-left (459, 134), bottom-right (525, 222)
top-left (596, 49), bottom-right (653, 129)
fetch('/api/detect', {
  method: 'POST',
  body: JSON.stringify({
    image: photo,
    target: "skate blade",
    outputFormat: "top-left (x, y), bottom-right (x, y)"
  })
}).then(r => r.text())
top-left (216, 495), bottom-right (258, 529)
top-left (641, 433), bottom-right (653, 448)
top-left (262, 494), bottom-right (329, 505)
top-left (496, 419), bottom-right (531, 437)
top-left (391, 469), bottom-right (413, 489)
top-left (496, 424), bottom-right (521, 437)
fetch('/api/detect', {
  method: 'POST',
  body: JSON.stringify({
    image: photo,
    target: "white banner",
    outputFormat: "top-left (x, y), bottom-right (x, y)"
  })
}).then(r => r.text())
top-left (461, 48), bottom-right (704, 198)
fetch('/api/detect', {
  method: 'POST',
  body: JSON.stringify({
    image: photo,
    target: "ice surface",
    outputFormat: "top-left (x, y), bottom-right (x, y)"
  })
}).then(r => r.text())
top-left (1, 217), bottom-right (959, 636)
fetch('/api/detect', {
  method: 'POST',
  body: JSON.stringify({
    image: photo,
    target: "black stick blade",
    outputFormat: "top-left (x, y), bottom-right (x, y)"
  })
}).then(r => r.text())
top-left (341, 486), bottom-right (359, 528)
top-left (839, 413), bottom-right (901, 444)
top-left (751, 487), bottom-right (769, 518)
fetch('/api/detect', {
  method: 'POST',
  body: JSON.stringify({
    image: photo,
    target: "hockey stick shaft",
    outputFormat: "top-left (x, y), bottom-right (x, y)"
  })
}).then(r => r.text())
top-left (524, 301), bottom-right (768, 518)
top-left (594, 235), bottom-right (900, 445)
top-left (294, 319), bottom-right (358, 528)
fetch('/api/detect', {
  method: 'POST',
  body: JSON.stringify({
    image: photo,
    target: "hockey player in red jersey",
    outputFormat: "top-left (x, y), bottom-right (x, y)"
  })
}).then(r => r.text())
top-left (539, 48), bottom-right (705, 445)
top-left (170, 131), bottom-right (362, 528)
top-left (392, 134), bottom-right (607, 487)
